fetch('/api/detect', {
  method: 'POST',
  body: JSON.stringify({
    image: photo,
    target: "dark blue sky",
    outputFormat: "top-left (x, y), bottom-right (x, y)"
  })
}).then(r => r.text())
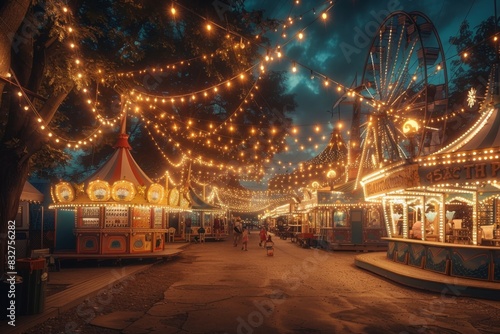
top-left (241, 0), bottom-right (492, 186)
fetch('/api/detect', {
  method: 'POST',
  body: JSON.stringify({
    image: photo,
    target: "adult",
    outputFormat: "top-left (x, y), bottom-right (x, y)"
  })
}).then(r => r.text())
top-left (185, 217), bottom-right (192, 242)
top-left (196, 226), bottom-right (206, 243)
top-left (259, 226), bottom-right (267, 247)
top-left (241, 227), bottom-right (249, 251)
top-left (213, 217), bottom-right (221, 240)
top-left (233, 219), bottom-right (243, 247)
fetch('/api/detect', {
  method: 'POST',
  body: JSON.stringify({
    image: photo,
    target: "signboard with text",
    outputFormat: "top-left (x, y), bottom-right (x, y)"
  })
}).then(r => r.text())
top-left (364, 164), bottom-right (420, 197)
top-left (419, 160), bottom-right (500, 186)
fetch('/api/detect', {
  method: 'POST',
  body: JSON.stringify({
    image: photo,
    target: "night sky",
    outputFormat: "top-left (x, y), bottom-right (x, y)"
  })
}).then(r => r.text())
top-left (239, 0), bottom-right (491, 185)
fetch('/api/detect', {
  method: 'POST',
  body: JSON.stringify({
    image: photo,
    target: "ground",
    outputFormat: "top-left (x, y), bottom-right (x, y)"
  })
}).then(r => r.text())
top-left (24, 257), bottom-right (188, 334)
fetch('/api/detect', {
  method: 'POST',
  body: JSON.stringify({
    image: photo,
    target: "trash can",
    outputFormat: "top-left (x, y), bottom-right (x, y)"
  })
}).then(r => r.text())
top-left (1, 275), bottom-right (23, 320)
top-left (16, 258), bottom-right (47, 315)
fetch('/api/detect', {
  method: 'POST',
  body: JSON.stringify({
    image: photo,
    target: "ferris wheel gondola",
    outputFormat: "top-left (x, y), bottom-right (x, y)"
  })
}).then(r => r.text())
top-left (354, 11), bottom-right (448, 182)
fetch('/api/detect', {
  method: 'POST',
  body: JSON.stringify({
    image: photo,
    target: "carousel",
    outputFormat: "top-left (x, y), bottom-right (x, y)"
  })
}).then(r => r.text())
top-left (49, 118), bottom-right (189, 258)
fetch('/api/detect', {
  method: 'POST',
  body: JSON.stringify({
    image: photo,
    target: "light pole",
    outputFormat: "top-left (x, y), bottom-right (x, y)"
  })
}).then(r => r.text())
top-left (402, 119), bottom-right (419, 158)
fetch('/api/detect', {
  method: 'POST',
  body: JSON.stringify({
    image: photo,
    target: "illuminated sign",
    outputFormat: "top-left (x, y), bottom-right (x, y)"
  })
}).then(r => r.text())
top-left (422, 161), bottom-right (500, 184)
top-left (364, 164), bottom-right (420, 197)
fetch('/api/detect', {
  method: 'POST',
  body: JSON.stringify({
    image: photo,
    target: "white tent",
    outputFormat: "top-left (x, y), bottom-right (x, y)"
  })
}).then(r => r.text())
top-left (20, 181), bottom-right (44, 203)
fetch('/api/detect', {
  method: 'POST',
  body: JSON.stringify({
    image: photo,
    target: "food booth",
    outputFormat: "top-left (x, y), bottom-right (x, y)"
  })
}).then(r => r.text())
top-left (296, 184), bottom-right (387, 250)
top-left (360, 89), bottom-right (500, 281)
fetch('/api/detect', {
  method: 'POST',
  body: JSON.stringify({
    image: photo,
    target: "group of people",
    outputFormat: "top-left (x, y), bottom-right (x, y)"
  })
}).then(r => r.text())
top-left (232, 219), bottom-right (274, 252)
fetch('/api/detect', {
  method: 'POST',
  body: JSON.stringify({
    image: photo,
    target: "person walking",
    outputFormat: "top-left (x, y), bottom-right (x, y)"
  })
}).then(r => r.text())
top-left (259, 226), bottom-right (267, 247)
top-left (213, 217), bottom-right (221, 240)
top-left (241, 227), bottom-right (249, 251)
top-left (233, 219), bottom-right (243, 247)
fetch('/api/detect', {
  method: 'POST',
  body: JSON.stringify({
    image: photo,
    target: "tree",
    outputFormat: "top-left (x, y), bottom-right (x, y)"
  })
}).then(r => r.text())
top-left (445, 16), bottom-right (499, 140)
top-left (0, 0), bottom-right (295, 272)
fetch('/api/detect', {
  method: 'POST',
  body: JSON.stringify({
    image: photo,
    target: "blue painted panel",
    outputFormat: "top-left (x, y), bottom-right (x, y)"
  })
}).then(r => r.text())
top-left (408, 243), bottom-right (426, 267)
top-left (395, 242), bottom-right (409, 264)
top-left (451, 248), bottom-right (491, 280)
top-left (425, 246), bottom-right (449, 274)
top-left (55, 210), bottom-right (76, 251)
top-left (387, 241), bottom-right (396, 260)
top-left (493, 250), bottom-right (500, 282)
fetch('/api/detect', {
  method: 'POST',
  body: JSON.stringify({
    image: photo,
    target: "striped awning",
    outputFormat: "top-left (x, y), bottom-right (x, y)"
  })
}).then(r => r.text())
top-left (85, 133), bottom-right (153, 186)
top-left (435, 105), bottom-right (500, 154)
top-left (188, 187), bottom-right (222, 212)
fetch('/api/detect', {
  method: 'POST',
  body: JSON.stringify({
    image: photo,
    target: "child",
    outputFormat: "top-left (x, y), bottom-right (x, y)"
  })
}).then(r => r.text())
top-left (241, 227), bottom-right (249, 251)
top-left (264, 235), bottom-right (274, 256)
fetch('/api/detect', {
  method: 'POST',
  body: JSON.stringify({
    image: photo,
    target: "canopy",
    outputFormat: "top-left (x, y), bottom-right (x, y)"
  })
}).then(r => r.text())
top-left (188, 187), bottom-right (222, 212)
top-left (21, 181), bottom-right (44, 203)
top-left (85, 133), bottom-right (153, 186)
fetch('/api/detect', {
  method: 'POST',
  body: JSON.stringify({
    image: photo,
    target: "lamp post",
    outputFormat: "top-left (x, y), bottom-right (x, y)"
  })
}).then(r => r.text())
top-left (326, 169), bottom-right (337, 191)
top-left (402, 119), bottom-right (419, 158)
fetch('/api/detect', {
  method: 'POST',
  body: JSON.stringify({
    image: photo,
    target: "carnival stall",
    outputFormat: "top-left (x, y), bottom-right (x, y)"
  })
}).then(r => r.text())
top-left (360, 67), bottom-right (500, 282)
top-left (185, 186), bottom-right (226, 241)
top-left (295, 182), bottom-right (387, 250)
top-left (50, 120), bottom-right (188, 258)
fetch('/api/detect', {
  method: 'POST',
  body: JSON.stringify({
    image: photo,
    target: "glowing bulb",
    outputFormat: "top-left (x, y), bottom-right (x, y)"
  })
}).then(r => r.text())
top-left (322, 13), bottom-right (327, 20)
top-left (298, 32), bottom-right (303, 40)
top-left (171, 7), bottom-right (176, 15)
top-left (206, 24), bottom-right (212, 31)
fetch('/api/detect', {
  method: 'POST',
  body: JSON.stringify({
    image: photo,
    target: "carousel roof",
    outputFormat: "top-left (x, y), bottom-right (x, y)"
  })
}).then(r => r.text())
top-left (50, 120), bottom-right (186, 210)
top-left (84, 133), bottom-right (153, 186)
top-left (268, 127), bottom-right (347, 190)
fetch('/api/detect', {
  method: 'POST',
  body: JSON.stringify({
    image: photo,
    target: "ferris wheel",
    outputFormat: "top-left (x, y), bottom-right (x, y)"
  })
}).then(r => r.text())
top-left (355, 11), bottom-right (448, 177)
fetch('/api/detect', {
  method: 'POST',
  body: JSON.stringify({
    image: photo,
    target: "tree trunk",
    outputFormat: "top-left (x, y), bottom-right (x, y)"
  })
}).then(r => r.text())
top-left (0, 0), bottom-right (33, 275)
top-left (0, 146), bottom-right (31, 275)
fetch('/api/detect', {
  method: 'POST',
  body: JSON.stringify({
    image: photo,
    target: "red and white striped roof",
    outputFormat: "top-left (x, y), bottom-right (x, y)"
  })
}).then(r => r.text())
top-left (85, 133), bottom-right (153, 186)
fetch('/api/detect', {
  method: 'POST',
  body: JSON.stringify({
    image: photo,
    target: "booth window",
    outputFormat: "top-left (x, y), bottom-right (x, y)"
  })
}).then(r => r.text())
top-left (334, 210), bottom-right (347, 227)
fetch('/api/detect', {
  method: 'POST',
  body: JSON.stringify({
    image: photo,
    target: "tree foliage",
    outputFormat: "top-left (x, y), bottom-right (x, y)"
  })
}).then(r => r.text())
top-left (0, 0), bottom-right (295, 216)
top-left (448, 16), bottom-right (499, 105)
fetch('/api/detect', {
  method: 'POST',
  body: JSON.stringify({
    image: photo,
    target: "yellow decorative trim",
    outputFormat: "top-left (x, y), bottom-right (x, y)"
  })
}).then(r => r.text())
top-left (136, 185), bottom-right (147, 198)
top-left (168, 188), bottom-right (180, 206)
top-left (180, 193), bottom-right (190, 209)
top-left (74, 182), bottom-right (85, 196)
top-left (55, 182), bottom-right (75, 203)
top-left (111, 180), bottom-right (136, 201)
top-left (147, 183), bottom-right (165, 204)
top-left (87, 180), bottom-right (111, 201)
